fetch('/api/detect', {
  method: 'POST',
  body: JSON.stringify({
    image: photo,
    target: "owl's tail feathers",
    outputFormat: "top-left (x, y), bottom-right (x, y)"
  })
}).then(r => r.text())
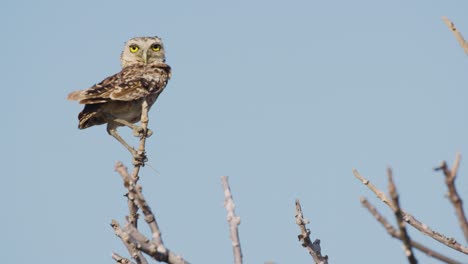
top-left (67, 90), bottom-right (84, 101)
top-left (78, 104), bottom-right (107, 129)
top-left (68, 90), bottom-right (108, 104)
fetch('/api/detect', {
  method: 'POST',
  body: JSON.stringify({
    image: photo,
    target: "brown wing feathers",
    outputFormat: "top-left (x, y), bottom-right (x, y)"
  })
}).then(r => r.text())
top-left (67, 64), bottom-right (171, 104)
top-left (68, 63), bottom-right (171, 129)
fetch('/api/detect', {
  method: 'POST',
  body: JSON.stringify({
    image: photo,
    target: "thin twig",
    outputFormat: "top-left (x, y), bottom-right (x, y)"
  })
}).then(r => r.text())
top-left (125, 223), bottom-right (188, 264)
top-left (112, 252), bottom-right (136, 264)
top-left (353, 169), bottom-right (396, 211)
top-left (111, 220), bottom-right (147, 264)
top-left (115, 162), bottom-right (139, 227)
top-left (361, 197), bottom-right (463, 264)
top-left (221, 176), bottom-right (243, 264)
top-left (353, 169), bottom-right (468, 254)
top-left (115, 162), bottom-right (165, 248)
top-left (435, 153), bottom-right (468, 243)
top-left (442, 17), bottom-right (468, 55)
top-left (134, 184), bottom-right (165, 248)
top-left (294, 199), bottom-right (328, 264)
top-left (387, 168), bottom-right (418, 264)
top-left (131, 98), bottom-right (150, 178)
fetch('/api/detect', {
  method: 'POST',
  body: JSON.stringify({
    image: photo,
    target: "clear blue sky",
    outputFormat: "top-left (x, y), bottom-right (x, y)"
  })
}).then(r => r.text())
top-left (3, 0), bottom-right (468, 263)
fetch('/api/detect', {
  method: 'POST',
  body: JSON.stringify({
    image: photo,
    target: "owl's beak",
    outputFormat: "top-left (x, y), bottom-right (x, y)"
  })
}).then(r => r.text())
top-left (142, 51), bottom-right (148, 64)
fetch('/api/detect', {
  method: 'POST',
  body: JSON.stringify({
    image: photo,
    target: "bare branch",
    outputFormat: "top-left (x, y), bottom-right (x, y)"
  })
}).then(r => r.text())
top-left (221, 176), bottom-right (243, 264)
top-left (114, 162), bottom-right (189, 263)
top-left (353, 168), bottom-right (396, 211)
top-left (294, 199), bottom-right (328, 264)
top-left (111, 98), bottom-right (189, 263)
top-left (134, 184), bottom-right (165, 248)
top-left (116, 160), bottom-right (164, 248)
top-left (125, 223), bottom-right (188, 264)
top-left (442, 17), bottom-right (468, 55)
top-left (353, 169), bottom-right (468, 254)
top-left (112, 252), bottom-right (136, 264)
top-left (111, 220), bottom-right (147, 264)
top-left (115, 162), bottom-right (139, 227)
top-left (113, 98), bottom-right (151, 228)
top-left (435, 153), bottom-right (468, 242)
top-left (361, 198), bottom-right (463, 264)
top-left (387, 168), bottom-right (418, 264)
top-left (131, 98), bottom-right (151, 176)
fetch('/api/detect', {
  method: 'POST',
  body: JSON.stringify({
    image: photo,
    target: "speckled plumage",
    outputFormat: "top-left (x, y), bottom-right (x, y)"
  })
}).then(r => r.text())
top-left (67, 36), bottom-right (171, 130)
top-left (67, 36), bottom-right (171, 157)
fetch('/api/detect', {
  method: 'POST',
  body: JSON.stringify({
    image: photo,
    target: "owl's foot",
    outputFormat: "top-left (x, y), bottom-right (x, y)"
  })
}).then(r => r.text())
top-left (132, 126), bottom-right (153, 138)
top-left (110, 118), bottom-right (152, 138)
top-left (132, 150), bottom-right (148, 166)
top-left (107, 124), bottom-right (148, 166)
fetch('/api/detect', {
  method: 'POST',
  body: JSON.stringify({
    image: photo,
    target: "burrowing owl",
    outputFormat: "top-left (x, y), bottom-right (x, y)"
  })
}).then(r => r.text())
top-left (68, 36), bottom-right (171, 158)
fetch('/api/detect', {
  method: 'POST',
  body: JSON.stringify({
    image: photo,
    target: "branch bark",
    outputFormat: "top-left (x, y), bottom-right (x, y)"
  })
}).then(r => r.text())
top-left (361, 197), bottom-right (463, 264)
top-left (112, 252), bottom-right (137, 264)
top-left (387, 168), bottom-right (418, 264)
top-left (111, 220), bottom-right (148, 264)
top-left (442, 17), bottom-right (468, 55)
top-left (294, 199), bottom-right (328, 264)
top-left (112, 97), bottom-right (189, 264)
top-left (114, 162), bottom-right (189, 264)
top-left (221, 176), bottom-right (243, 264)
top-left (435, 153), bottom-right (468, 243)
top-left (353, 169), bottom-right (468, 254)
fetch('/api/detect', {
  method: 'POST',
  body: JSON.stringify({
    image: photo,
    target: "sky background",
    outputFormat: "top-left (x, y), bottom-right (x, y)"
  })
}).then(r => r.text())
top-left (3, 0), bottom-right (468, 263)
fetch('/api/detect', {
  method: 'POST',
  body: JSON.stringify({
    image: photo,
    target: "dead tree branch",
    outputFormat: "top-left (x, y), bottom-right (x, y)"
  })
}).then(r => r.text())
top-left (353, 169), bottom-right (468, 254)
top-left (221, 176), bottom-right (243, 264)
top-left (111, 98), bottom-right (189, 264)
top-left (443, 17), bottom-right (468, 55)
top-left (361, 197), bottom-right (463, 264)
top-left (294, 199), bottom-right (328, 264)
top-left (387, 168), bottom-right (418, 264)
top-left (115, 161), bottom-right (140, 227)
top-left (113, 162), bottom-right (189, 264)
top-left (112, 252), bottom-right (137, 264)
top-left (111, 220), bottom-right (148, 264)
top-left (114, 99), bottom-right (151, 228)
top-left (434, 153), bottom-right (468, 243)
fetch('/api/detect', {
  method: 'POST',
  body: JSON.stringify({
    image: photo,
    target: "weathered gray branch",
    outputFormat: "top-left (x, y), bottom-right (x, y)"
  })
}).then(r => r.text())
top-left (112, 97), bottom-right (189, 264)
top-left (353, 169), bottom-right (468, 254)
top-left (361, 197), bottom-right (463, 264)
top-left (294, 199), bottom-right (328, 264)
top-left (443, 17), bottom-right (468, 55)
top-left (435, 153), bottom-right (468, 243)
top-left (221, 176), bottom-right (243, 264)
top-left (113, 162), bottom-right (189, 264)
top-left (111, 220), bottom-right (148, 264)
top-left (112, 252), bottom-right (136, 264)
top-left (387, 168), bottom-right (417, 264)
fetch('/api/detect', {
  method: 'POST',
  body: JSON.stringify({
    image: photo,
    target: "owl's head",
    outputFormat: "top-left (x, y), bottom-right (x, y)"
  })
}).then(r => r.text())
top-left (120, 36), bottom-right (166, 68)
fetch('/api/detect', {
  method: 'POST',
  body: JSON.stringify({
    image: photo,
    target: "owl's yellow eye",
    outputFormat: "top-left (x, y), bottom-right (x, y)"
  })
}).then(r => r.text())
top-left (129, 45), bottom-right (139, 53)
top-left (151, 44), bottom-right (161, 51)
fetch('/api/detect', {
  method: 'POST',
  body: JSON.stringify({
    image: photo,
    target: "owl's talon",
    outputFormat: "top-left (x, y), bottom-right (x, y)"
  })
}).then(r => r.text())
top-left (132, 126), bottom-right (143, 137)
top-left (146, 129), bottom-right (153, 137)
top-left (132, 150), bottom-right (148, 166)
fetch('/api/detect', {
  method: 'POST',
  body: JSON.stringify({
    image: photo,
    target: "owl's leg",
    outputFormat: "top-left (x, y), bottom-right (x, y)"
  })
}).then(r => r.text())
top-left (105, 116), bottom-right (153, 138)
top-left (106, 123), bottom-right (147, 165)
